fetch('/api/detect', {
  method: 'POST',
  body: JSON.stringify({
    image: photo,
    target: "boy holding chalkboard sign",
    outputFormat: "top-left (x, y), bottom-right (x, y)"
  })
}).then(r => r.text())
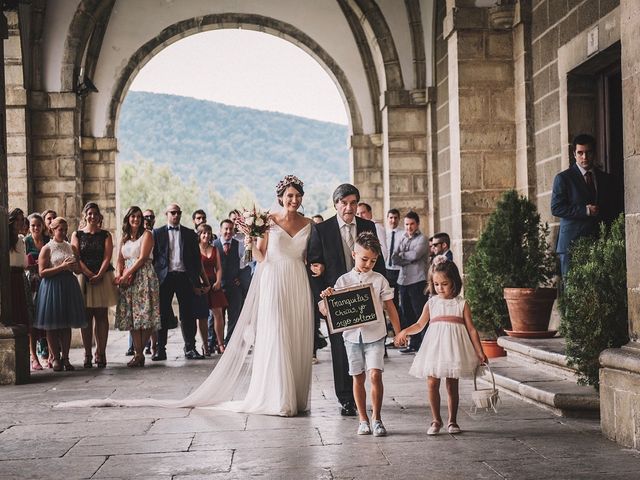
top-left (320, 232), bottom-right (402, 437)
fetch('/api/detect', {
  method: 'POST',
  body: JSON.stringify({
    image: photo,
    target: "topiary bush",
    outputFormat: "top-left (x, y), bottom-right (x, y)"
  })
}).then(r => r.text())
top-left (559, 214), bottom-right (629, 389)
top-left (465, 190), bottom-right (556, 338)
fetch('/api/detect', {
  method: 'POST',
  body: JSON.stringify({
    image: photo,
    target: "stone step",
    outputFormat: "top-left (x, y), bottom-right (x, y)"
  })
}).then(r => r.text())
top-left (476, 337), bottom-right (599, 417)
top-left (497, 336), bottom-right (579, 379)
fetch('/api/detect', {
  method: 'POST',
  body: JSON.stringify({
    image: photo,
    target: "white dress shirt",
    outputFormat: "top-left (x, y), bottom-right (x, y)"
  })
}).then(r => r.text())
top-left (168, 226), bottom-right (185, 272)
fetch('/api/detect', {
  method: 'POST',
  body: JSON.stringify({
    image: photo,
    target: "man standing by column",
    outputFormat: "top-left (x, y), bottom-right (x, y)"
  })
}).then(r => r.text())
top-left (392, 211), bottom-right (429, 354)
top-left (551, 134), bottom-right (613, 277)
top-left (384, 208), bottom-right (404, 345)
top-left (308, 184), bottom-right (386, 416)
top-left (152, 204), bottom-right (206, 361)
top-left (431, 232), bottom-right (453, 261)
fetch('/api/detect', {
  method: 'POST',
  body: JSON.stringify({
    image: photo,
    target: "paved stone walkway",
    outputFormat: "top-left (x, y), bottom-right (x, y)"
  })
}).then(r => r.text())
top-left (1, 331), bottom-right (639, 479)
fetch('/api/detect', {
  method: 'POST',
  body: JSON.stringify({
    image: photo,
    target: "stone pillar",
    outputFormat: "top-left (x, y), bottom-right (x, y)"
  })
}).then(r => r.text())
top-left (4, 10), bottom-right (30, 212)
top-left (599, 0), bottom-right (640, 450)
top-left (0, 12), bottom-right (29, 385)
top-left (351, 134), bottom-right (384, 219)
top-left (443, 0), bottom-right (517, 266)
top-left (81, 137), bottom-right (117, 232)
top-left (381, 90), bottom-right (429, 219)
top-left (30, 92), bottom-right (82, 230)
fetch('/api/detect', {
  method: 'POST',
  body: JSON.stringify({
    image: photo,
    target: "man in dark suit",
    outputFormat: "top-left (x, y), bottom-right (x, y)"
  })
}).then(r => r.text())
top-left (551, 134), bottom-right (614, 277)
top-left (308, 184), bottom-right (386, 416)
top-left (431, 232), bottom-right (453, 261)
top-left (213, 219), bottom-right (243, 345)
top-left (152, 203), bottom-right (207, 360)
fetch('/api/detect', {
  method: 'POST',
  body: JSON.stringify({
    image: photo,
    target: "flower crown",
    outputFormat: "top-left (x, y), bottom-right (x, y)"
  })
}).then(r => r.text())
top-left (431, 254), bottom-right (449, 266)
top-left (276, 175), bottom-right (304, 195)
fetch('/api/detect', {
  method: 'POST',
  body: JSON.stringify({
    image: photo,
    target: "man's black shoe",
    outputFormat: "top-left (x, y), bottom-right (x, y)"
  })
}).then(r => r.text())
top-left (125, 347), bottom-right (134, 356)
top-left (340, 402), bottom-right (357, 416)
top-left (185, 349), bottom-right (205, 360)
top-left (399, 347), bottom-right (417, 354)
top-left (151, 350), bottom-right (167, 361)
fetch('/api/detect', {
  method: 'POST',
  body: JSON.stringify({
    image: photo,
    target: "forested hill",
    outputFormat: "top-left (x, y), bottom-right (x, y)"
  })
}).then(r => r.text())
top-left (117, 91), bottom-right (349, 211)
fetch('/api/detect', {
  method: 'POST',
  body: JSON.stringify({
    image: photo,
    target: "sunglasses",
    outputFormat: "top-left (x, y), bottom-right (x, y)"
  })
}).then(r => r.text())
top-left (168, 211), bottom-right (182, 216)
top-left (431, 242), bottom-right (443, 246)
top-left (144, 215), bottom-right (155, 221)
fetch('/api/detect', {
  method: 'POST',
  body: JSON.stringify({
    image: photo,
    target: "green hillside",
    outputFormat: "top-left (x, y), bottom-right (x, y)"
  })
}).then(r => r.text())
top-left (117, 91), bottom-right (349, 215)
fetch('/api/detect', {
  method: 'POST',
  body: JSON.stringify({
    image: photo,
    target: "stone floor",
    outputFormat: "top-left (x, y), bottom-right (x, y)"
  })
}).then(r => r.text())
top-left (1, 331), bottom-right (640, 479)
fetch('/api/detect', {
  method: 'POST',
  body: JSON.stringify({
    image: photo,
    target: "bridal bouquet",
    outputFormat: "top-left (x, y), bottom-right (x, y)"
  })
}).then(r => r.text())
top-left (234, 206), bottom-right (270, 262)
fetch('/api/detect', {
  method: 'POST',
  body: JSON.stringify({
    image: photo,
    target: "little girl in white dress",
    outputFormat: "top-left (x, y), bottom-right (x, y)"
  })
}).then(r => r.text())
top-left (395, 255), bottom-right (487, 435)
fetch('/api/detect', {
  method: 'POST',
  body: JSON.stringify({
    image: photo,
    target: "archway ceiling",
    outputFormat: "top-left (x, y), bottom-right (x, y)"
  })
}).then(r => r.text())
top-left (41, 0), bottom-right (435, 137)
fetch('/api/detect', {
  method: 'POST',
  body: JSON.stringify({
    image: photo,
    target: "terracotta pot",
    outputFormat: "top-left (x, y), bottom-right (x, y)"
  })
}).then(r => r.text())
top-left (503, 287), bottom-right (557, 335)
top-left (481, 339), bottom-right (506, 358)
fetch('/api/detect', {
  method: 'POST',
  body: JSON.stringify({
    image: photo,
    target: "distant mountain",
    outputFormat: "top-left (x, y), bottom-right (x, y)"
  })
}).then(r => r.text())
top-left (117, 91), bottom-right (349, 211)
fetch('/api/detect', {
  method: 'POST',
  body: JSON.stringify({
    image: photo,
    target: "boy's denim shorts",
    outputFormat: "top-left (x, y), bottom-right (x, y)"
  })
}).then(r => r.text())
top-left (344, 337), bottom-right (385, 375)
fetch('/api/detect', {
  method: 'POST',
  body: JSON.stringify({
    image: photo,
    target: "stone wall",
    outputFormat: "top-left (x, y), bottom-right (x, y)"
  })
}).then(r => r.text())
top-left (438, 0), bottom-right (518, 265)
top-left (30, 92), bottom-right (82, 230)
top-left (530, 0), bottom-right (619, 231)
top-left (5, 11), bottom-right (30, 212)
top-left (434, 0), bottom-right (450, 234)
top-left (81, 137), bottom-right (117, 233)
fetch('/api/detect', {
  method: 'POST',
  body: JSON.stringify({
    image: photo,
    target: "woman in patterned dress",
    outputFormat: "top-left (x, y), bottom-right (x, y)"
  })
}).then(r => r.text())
top-left (114, 206), bottom-right (161, 367)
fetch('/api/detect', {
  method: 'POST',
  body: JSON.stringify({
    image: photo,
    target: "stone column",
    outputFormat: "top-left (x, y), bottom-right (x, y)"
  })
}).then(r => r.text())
top-left (599, 0), bottom-right (640, 450)
top-left (30, 92), bottom-right (82, 230)
top-left (80, 137), bottom-right (117, 233)
top-left (381, 90), bottom-right (429, 219)
top-left (0, 12), bottom-right (29, 385)
top-left (351, 134), bottom-right (384, 219)
top-left (442, 0), bottom-right (517, 266)
top-left (4, 10), bottom-right (30, 212)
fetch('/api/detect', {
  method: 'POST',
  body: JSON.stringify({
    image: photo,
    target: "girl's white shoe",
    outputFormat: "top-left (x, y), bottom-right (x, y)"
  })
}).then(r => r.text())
top-left (427, 421), bottom-right (441, 435)
top-left (447, 423), bottom-right (461, 434)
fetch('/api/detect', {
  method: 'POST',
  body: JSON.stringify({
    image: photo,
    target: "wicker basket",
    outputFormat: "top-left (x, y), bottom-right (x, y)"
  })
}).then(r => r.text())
top-left (472, 363), bottom-right (500, 413)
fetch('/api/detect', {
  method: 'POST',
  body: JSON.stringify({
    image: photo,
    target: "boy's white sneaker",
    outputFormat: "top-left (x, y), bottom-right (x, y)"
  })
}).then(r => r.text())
top-left (372, 420), bottom-right (387, 437)
top-left (357, 421), bottom-right (372, 435)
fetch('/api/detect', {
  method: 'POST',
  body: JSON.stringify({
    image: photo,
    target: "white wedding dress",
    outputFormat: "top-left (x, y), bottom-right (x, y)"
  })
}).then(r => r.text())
top-left (58, 223), bottom-right (314, 416)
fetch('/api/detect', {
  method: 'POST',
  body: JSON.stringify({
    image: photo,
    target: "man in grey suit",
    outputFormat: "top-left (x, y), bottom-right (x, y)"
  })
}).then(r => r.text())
top-left (551, 134), bottom-right (614, 277)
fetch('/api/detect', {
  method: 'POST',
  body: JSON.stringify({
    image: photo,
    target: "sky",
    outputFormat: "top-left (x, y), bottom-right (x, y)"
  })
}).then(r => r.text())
top-left (129, 29), bottom-right (349, 125)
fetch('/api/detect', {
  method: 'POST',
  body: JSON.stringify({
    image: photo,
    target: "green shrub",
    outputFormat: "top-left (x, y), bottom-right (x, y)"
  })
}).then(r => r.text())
top-left (465, 190), bottom-right (555, 338)
top-left (559, 214), bottom-right (629, 389)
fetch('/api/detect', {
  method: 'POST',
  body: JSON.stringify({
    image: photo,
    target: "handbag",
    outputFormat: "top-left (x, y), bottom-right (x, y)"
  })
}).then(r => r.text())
top-left (472, 362), bottom-right (500, 413)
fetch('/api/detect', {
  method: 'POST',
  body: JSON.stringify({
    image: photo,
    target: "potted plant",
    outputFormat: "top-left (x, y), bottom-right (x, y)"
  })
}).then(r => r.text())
top-left (465, 190), bottom-right (556, 342)
top-left (559, 215), bottom-right (628, 388)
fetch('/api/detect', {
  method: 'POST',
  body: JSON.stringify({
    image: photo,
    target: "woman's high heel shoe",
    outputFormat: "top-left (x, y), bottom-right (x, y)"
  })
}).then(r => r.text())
top-left (216, 344), bottom-right (225, 355)
top-left (95, 353), bottom-right (107, 368)
top-left (84, 354), bottom-right (93, 368)
top-left (202, 346), bottom-right (211, 357)
top-left (31, 357), bottom-right (43, 371)
top-left (127, 354), bottom-right (145, 368)
top-left (62, 359), bottom-right (75, 371)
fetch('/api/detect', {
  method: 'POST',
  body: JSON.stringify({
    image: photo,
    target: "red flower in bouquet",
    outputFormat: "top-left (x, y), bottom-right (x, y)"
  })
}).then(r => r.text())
top-left (233, 206), bottom-right (270, 262)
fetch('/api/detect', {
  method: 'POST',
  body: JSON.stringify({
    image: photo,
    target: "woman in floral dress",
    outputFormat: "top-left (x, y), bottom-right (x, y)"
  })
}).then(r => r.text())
top-left (114, 206), bottom-right (161, 367)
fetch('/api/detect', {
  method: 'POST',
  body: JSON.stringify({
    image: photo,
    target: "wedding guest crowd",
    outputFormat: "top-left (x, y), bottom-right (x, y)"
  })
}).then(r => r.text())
top-left (9, 196), bottom-right (449, 382)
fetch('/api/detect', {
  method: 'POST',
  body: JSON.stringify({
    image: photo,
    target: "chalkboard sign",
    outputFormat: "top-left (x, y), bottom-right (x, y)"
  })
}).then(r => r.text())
top-left (323, 284), bottom-right (381, 334)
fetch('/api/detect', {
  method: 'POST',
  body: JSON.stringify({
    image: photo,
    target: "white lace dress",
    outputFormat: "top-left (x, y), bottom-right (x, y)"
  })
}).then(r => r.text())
top-left (409, 295), bottom-right (479, 379)
top-left (58, 223), bottom-right (314, 416)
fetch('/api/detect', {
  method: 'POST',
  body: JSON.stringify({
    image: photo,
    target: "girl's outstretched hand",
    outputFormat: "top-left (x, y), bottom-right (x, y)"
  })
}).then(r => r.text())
top-left (394, 330), bottom-right (408, 347)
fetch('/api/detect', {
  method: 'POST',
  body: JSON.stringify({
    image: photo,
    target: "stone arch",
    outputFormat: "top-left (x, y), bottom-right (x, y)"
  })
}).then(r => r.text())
top-left (61, 0), bottom-right (115, 92)
top-left (404, 0), bottom-right (426, 90)
top-left (342, 0), bottom-right (406, 93)
top-left (104, 13), bottom-right (364, 138)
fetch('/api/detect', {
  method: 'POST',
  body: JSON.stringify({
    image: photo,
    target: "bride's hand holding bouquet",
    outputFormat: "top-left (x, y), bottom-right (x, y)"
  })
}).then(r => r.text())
top-left (234, 206), bottom-right (270, 262)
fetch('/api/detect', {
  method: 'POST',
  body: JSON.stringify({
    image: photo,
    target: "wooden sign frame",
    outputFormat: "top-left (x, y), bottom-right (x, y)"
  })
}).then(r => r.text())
top-left (323, 283), bottom-right (382, 334)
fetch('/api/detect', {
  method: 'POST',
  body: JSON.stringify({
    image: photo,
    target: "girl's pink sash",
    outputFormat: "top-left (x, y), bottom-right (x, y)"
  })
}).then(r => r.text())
top-left (430, 315), bottom-right (464, 325)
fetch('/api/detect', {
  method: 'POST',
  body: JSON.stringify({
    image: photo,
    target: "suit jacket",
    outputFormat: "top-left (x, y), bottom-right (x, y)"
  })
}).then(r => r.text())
top-left (214, 238), bottom-right (241, 288)
top-left (551, 164), bottom-right (614, 253)
top-left (152, 225), bottom-right (201, 285)
top-left (307, 215), bottom-right (386, 290)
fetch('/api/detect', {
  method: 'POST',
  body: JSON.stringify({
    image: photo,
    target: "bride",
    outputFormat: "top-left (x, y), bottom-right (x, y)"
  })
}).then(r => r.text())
top-left (59, 175), bottom-right (314, 416)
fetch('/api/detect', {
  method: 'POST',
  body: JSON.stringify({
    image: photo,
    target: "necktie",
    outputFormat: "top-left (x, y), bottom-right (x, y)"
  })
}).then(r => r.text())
top-left (584, 171), bottom-right (596, 199)
top-left (223, 242), bottom-right (230, 255)
top-left (388, 230), bottom-right (395, 267)
top-left (343, 223), bottom-right (354, 251)
top-left (168, 226), bottom-right (179, 231)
